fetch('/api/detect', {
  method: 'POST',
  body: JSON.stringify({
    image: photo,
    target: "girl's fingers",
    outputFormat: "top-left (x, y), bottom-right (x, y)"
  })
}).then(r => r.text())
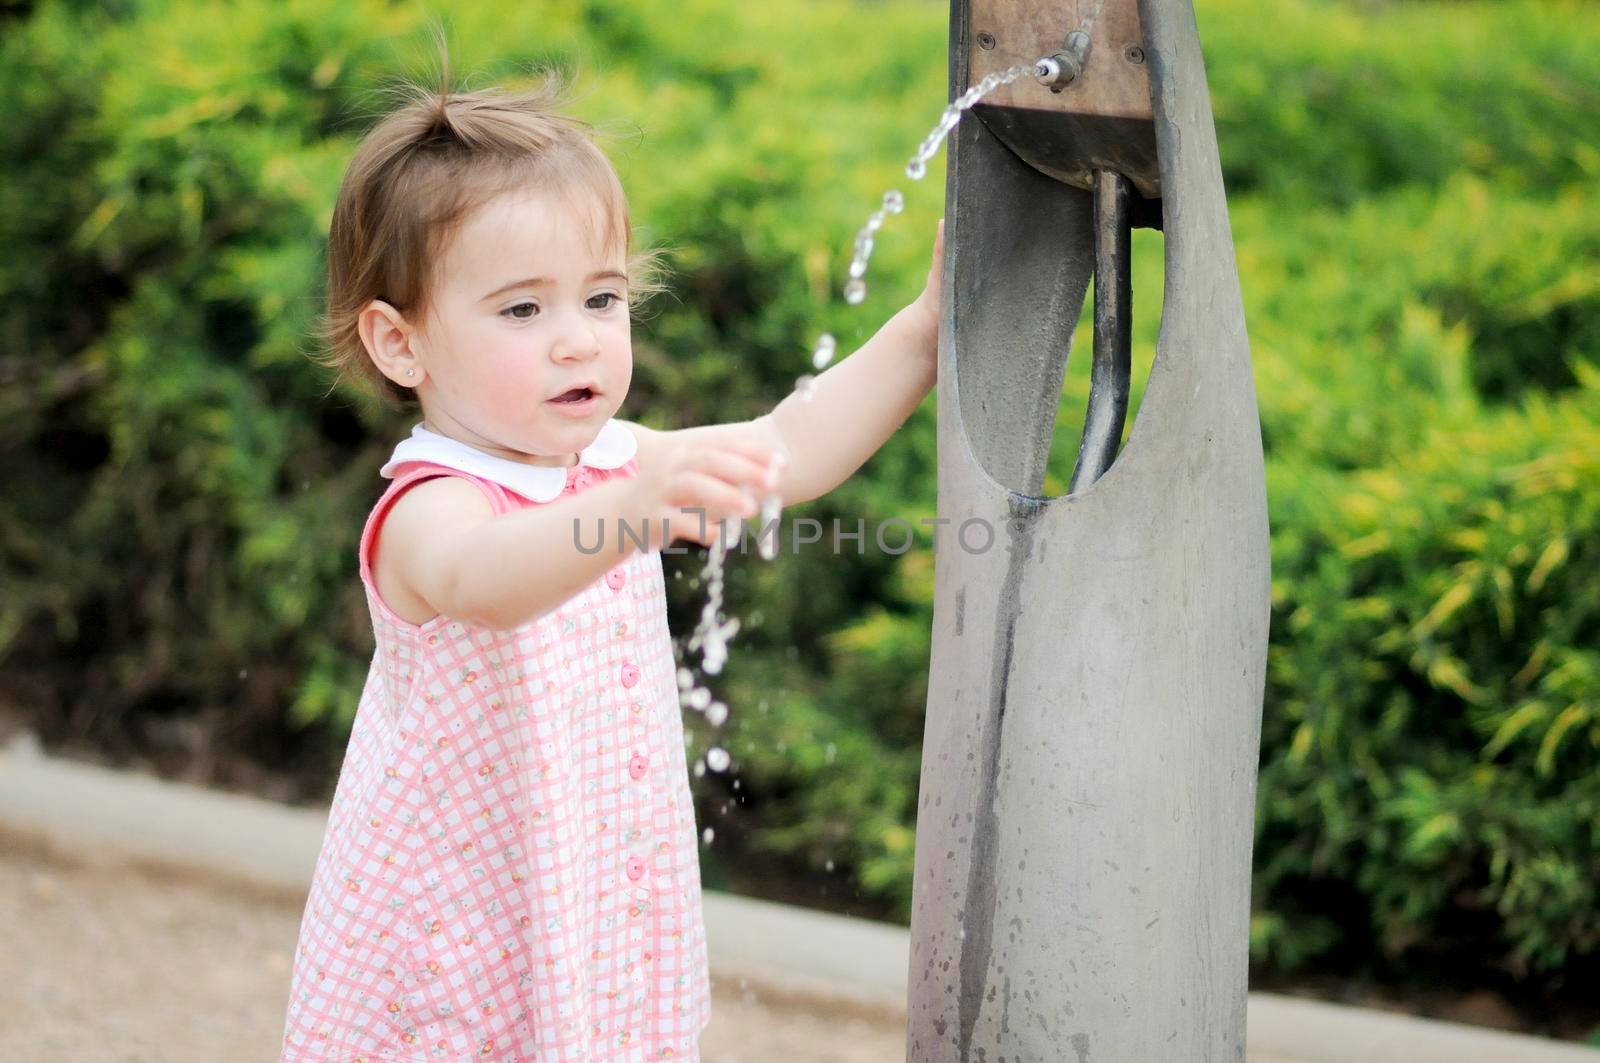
top-left (698, 424), bottom-right (790, 472)
top-left (709, 445), bottom-right (787, 485)
top-left (668, 472), bottom-right (758, 528)
top-left (695, 448), bottom-right (783, 494)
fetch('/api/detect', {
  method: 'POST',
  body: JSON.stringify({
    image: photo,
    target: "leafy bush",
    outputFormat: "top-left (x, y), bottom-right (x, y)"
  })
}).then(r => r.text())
top-left (1199, 0), bottom-right (1600, 203)
top-left (1257, 369), bottom-right (1600, 979)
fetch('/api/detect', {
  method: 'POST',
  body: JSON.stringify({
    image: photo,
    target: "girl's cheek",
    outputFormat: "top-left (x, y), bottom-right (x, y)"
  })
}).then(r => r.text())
top-left (467, 341), bottom-right (546, 416)
top-left (491, 363), bottom-right (550, 416)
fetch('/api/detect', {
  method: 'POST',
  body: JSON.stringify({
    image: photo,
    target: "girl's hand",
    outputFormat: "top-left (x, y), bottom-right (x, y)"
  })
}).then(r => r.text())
top-left (907, 217), bottom-right (945, 353)
top-left (638, 422), bottom-right (790, 549)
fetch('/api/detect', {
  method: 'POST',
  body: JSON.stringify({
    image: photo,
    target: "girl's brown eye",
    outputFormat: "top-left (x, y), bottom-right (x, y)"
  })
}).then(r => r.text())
top-left (504, 302), bottom-right (537, 320)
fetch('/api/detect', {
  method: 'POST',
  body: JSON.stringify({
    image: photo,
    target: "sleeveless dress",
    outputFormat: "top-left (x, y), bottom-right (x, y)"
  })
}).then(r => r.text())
top-left (281, 418), bottom-right (712, 1062)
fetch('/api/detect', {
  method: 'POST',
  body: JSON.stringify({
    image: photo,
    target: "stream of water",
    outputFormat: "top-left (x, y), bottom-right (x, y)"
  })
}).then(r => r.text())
top-left (675, 61), bottom-right (1038, 797)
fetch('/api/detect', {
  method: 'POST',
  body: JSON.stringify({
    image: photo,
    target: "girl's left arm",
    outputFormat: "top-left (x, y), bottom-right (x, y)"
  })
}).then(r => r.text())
top-left (756, 219), bottom-right (945, 506)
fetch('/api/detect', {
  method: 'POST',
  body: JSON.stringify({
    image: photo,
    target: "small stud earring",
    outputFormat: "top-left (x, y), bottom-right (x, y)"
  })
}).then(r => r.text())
top-left (406, 369), bottom-right (415, 378)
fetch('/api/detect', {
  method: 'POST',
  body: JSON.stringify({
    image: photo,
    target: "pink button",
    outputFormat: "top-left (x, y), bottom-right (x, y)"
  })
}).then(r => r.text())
top-left (625, 856), bottom-right (647, 882)
top-left (620, 662), bottom-right (640, 688)
top-left (628, 754), bottom-right (648, 780)
top-left (605, 567), bottom-right (626, 591)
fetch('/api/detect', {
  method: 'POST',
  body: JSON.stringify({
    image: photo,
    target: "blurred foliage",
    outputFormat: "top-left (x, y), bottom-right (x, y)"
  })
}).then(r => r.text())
top-left (1, 0), bottom-right (1596, 1001)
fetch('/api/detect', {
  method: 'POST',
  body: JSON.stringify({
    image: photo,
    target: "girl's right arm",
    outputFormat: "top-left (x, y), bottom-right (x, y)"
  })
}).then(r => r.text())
top-left (382, 427), bottom-right (784, 631)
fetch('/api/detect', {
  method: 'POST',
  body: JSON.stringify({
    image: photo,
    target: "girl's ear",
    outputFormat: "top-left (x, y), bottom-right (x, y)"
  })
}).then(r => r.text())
top-left (360, 299), bottom-right (427, 389)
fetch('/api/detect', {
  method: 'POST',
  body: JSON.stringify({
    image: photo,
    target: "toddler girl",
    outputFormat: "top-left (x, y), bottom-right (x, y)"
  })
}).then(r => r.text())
top-left (280, 67), bottom-right (942, 1062)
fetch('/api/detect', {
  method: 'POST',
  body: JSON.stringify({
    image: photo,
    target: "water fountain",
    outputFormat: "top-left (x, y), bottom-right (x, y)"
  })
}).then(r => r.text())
top-left (904, 0), bottom-right (1271, 1059)
top-left (671, 3), bottom-right (1266, 1056)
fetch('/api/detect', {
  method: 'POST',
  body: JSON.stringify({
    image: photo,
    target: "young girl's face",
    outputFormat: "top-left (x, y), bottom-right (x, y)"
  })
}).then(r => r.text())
top-left (409, 187), bottom-right (633, 466)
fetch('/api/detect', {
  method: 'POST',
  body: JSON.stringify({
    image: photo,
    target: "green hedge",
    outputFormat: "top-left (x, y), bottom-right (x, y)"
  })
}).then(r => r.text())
top-left (1257, 372), bottom-right (1600, 977)
top-left (2, 0), bottom-right (1596, 1004)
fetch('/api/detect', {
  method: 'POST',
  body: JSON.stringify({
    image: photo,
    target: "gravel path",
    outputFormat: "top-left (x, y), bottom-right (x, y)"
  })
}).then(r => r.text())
top-left (1, 826), bottom-right (905, 1062)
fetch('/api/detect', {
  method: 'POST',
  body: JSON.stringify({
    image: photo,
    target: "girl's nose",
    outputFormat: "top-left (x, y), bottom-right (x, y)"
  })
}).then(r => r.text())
top-left (552, 309), bottom-right (601, 361)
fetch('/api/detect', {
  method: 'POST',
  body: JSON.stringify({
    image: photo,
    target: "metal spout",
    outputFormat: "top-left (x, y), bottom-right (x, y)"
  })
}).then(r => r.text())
top-left (1033, 29), bottom-right (1092, 90)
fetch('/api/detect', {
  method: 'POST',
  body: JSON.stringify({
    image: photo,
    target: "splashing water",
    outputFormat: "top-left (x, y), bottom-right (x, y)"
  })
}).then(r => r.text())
top-left (811, 333), bottom-right (837, 370)
top-left (742, 63), bottom-right (1036, 551)
top-left (684, 521), bottom-right (742, 678)
top-left (869, 63), bottom-right (1034, 285)
top-left (756, 493), bottom-right (784, 559)
top-left (676, 62), bottom-right (1038, 840)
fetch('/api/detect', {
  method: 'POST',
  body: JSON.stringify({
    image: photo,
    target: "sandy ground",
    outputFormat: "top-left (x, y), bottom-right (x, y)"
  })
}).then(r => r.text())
top-left (7, 817), bottom-right (1593, 1063)
top-left (0, 826), bottom-right (906, 1062)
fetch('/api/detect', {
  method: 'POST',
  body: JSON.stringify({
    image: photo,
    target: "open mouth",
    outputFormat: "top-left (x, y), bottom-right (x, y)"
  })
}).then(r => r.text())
top-left (550, 387), bottom-right (596, 404)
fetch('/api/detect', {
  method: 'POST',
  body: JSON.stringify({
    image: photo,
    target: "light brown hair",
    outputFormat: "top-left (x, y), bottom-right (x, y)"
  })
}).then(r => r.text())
top-left (313, 51), bottom-right (669, 410)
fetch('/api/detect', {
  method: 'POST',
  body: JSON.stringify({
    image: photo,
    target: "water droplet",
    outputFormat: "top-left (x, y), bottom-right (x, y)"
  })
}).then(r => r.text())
top-left (883, 190), bottom-right (904, 215)
top-left (811, 333), bottom-right (836, 370)
top-left (706, 701), bottom-right (728, 727)
top-left (706, 747), bottom-right (731, 772)
top-left (824, 742), bottom-right (837, 764)
top-left (906, 159), bottom-right (927, 181)
top-left (848, 257), bottom-right (868, 280)
top-left (702, 827), bottom-right (715, 844)
top-left (693, 757), bottom-right (706, 777)
top-left (844, 279), bottom-right (867, 304)
top-left (687, 686), bottom-right (711, 710)
top-left (758, 493), bottom-right (784, 560)
top-left (865, 210), bottom-right (885, 233)
top-left (793, 374), bottom-right (817, 402)
top-left (677, 668), bottom-right (693, 691)
top-left (825, 859), bottom-right (835, 872)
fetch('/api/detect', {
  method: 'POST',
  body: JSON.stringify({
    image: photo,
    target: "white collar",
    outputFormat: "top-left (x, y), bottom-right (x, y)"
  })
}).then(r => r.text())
top-left (379, 418), bottom-right (638, 502)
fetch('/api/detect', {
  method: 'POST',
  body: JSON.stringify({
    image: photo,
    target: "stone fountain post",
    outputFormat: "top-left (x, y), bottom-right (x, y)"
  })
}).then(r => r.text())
top-left (907, 1), bottom-right (1271, 1059)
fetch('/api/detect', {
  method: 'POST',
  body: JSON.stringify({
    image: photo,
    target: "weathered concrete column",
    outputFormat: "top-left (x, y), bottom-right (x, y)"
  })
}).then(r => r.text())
top-left (907, 1), bottom-right (1271, 1059)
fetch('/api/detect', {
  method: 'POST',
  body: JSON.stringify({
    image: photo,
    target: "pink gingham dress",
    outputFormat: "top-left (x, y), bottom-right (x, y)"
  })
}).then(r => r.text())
top-left (281, 418), bottom-right (711, 1062)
